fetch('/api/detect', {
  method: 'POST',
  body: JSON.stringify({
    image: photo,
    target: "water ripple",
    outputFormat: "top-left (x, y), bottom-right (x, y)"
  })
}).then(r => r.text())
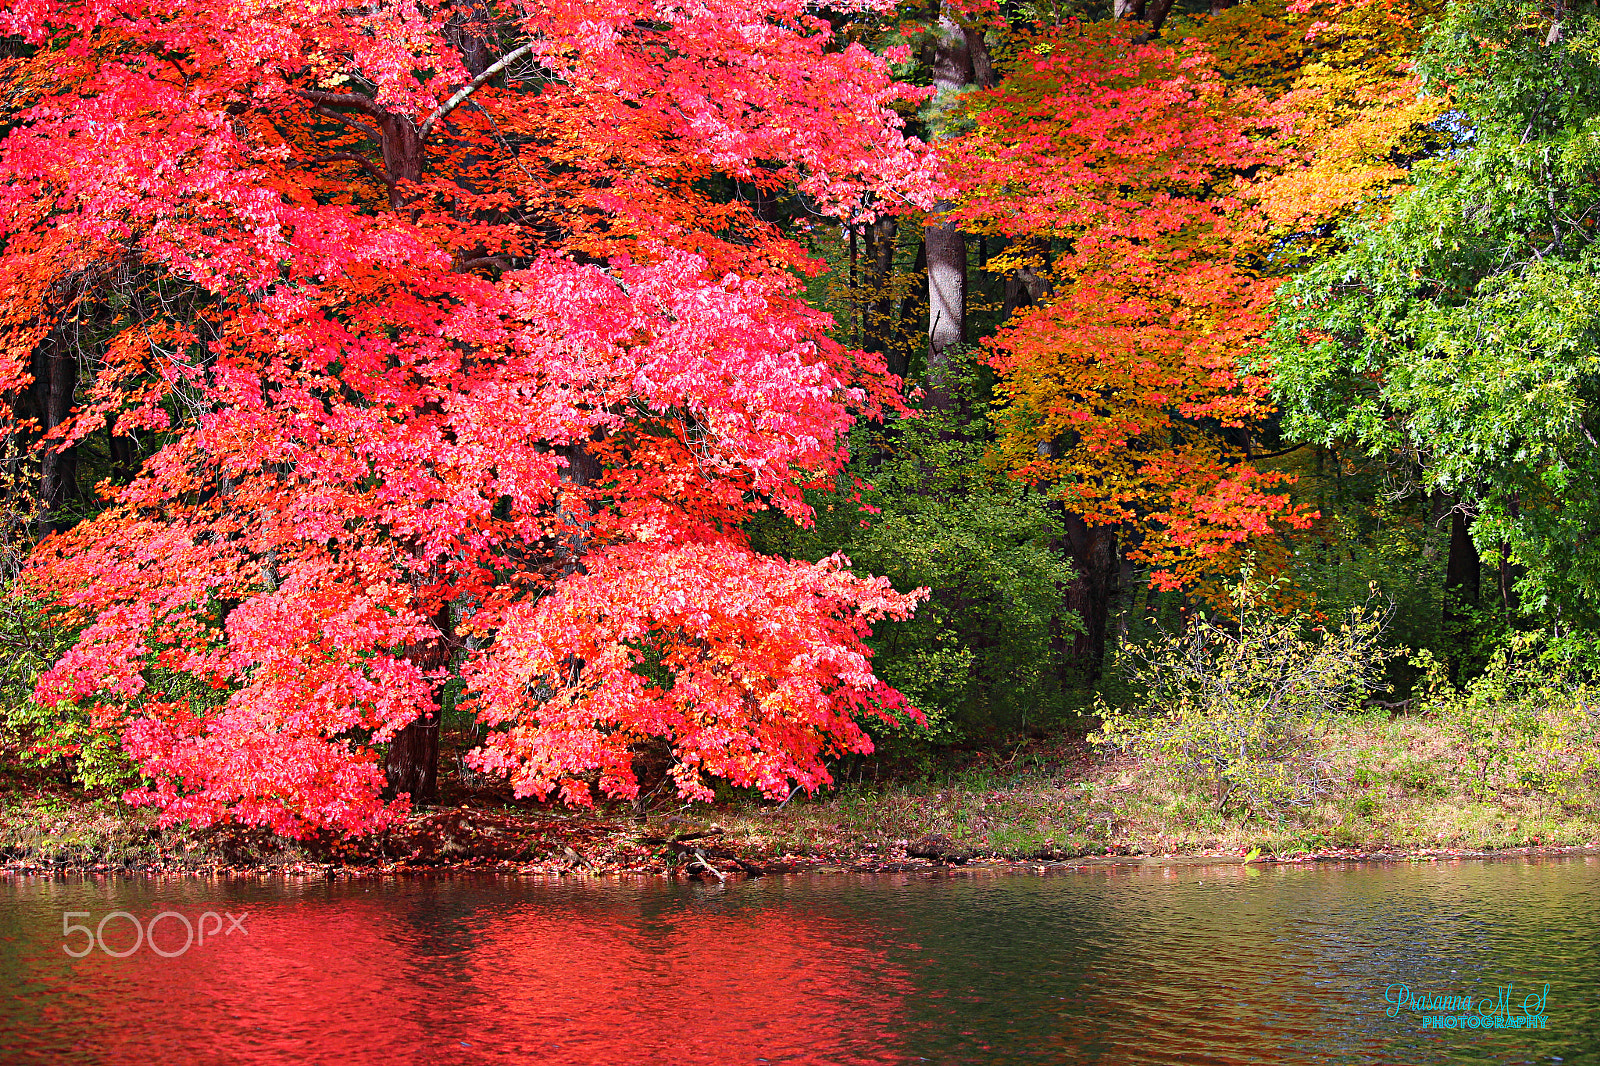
top-left (0, 858), bottom-right (1596, 1064)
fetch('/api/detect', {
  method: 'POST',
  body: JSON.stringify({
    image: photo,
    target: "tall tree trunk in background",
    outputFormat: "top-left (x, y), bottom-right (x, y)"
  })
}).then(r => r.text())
top-left (924, 11), bottom-right (988, 406)
top-left (1113, 549), bottom-right (1137, 645)
top-left (1498, 496), bottom-right (1522, 615)
top-left (863, 215), bottom-right (897, 360)
top-left (848, 223), bottom-right (859, 342)
top-left (1059, 512), bottom-right (1119, 683)
top-left (105, 414), bottom-right (139, 485)
top-left (961, 25), bottom-right (996, 87)
top-left (889, 239), bottom-right (925, 382)
top-left (1000, 237), bottom-right (1052, 323)
top-left (924, 218), bottom-right (965, 393)
top-left (1498, 544), bottom-right (1518, 613)
top-left (19, 293), bottom-right (89, 536)
top-left (32, 331), bottom-right (79, 532)
top-left (1116, 0), bottom-right (1179, 34)
top-left (1442, 504), bottom-right (1481, 683)
top-left (442, 0), bottom-right (498, 78)
top-left (1547, 0), bottom-right (1566, 44)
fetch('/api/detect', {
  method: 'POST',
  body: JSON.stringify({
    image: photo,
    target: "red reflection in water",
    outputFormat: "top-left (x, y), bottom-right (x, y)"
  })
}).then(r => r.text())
top-left (4, 878), bottom-right (915, 1065)
top-left (463, 899), bottom-right (912, 1062)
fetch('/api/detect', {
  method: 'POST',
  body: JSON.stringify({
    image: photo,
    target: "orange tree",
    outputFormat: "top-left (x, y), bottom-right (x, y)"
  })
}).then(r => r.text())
top-left (942, 20), bottom-right (1313, 672)
top-left (1192, 0), bottom-right (1475, 664)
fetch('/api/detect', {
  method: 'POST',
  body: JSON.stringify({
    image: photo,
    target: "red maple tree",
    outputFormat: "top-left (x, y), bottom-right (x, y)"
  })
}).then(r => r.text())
top-left (0, 0), bottom-right (935, 834)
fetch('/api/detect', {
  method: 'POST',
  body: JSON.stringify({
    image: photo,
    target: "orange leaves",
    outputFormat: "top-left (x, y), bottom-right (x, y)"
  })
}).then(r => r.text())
top-left (944, 20), bottom-right (1311, 590)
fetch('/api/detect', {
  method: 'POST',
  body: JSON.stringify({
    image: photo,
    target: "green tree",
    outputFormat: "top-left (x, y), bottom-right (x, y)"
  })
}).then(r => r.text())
top-left (1269, 0), bottom-right (1600, 637)
top-left (750, 351), bottom-right (1082, 750)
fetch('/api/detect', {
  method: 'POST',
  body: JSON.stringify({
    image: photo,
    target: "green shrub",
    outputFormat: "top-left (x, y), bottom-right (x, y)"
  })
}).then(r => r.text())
top-left (0, 581), bottom-right (132, 791)
top-left (749, 349), bottom-right (1082, 750)
top-left (1094, 567), bottom-right (1397, 815)
top-left (1389, 758), bottom-right (1442, 795)
top-left (1424, 637), bottom-right (1600, 808)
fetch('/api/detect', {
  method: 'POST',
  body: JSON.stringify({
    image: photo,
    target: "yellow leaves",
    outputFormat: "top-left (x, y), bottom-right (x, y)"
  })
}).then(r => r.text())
top-left (1172, 0), bottom-right (1314, 96)
top-left (1190, 0), bottom-right (1449, 235)
top-left (1257, 72), bottom-right (1442, 228)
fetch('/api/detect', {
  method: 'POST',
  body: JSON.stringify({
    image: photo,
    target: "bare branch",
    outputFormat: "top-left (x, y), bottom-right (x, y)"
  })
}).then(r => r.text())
top-left (308, 152), bottom-right (394, 189)
top-left (455, 254), bottom-right (511, 272)
top-left (296, 89), bottom-right (385, 118)
top-left (312, 105), bottom-right (384, 146)
top-left (420, 42), bottom-right (535, 139)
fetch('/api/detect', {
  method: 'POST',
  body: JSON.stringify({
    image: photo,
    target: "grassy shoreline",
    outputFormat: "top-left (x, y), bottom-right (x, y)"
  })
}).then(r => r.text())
top-left (6, 718), bottom-right (1598, 878)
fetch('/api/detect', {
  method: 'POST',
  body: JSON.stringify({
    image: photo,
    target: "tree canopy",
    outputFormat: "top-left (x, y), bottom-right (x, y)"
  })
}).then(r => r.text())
top-left (0, 0), bottom-right (938, 834)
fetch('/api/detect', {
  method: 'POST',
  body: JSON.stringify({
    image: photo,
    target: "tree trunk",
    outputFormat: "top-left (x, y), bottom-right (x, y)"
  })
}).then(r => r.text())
top-left (323, 87), bottom-right (455, 806)
top-left (888, 239), bottom-right (926, 382)
top-left (848, 222), bottom-right (859, 343)
top-left (925, 219), bottom-right (966, 377)
top-left (1442, 504), bottom-right (1481, 683)
top-left (863, 215), bottom-right (897, 358)
top-left (1498, 544), bottom-right (1518, 613)
top-left (106, 414), bottom-right (138, 485)
top-left (31, 328), bottom-right (80, 533)
top-left (385, 713), bottom-right (441, 805)
top-left (924, 13), bottom-right (973, 406)
top-left (379, 113), bottom-right (425, 209)
top-left (1059, 513), bottom-right (1119, 683)
top-left (1117, 0), bottom-right (1178, 35)
top-left (1000, 237), bottom-right (1052, 323)
top-left (1113, 549), bottom-right (1137, 645)
top-left (961, 26), bottom-right (997, 89)
top-left (443, 0), bottom-right (499, 78)
top-left (385, 599), bottom-right (454, 805)
top-left (1498, 496), bottom-right (1522, 614)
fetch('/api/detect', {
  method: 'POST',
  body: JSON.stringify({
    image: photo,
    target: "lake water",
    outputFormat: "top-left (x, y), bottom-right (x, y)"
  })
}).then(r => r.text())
top-left (1, 857), bottom-right (1596, 1064)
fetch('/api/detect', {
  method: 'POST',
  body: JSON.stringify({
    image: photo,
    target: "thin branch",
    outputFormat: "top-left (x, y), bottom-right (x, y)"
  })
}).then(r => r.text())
top-left (308, 152), bottom-right (394, 189)
top-left (420, 42), bottom-right (535, 139)
top-left (312, 105), bottom-right (384, 147)
top-left (691, 848), bottom-right (728, 883)
top-left (296, 88), bottom-right (387, 121)
top-left (455, 254), bottom-right (511, 272)
top-left (1228, 443), bottom-right (1307, 465)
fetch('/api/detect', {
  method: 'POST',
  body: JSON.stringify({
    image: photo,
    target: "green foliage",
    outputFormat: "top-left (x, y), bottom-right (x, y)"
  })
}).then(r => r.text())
top-left (1274, 449), bottom-right (1450, 681)
top-left (1094, 566), bottom-right (1397, 813)
top-left (1421, 636), bottom-right (1600, 807)
top-left (1268, 0), bottom-right (1600, 627)
top-left (0, 582), bottom-right (131, 791)
top-left (749, 349), bottom-right (1081, 750)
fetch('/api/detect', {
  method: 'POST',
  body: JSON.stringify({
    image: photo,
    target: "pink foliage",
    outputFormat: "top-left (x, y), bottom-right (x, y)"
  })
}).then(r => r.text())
top-left (3, 0), bottom-right (932, 835)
